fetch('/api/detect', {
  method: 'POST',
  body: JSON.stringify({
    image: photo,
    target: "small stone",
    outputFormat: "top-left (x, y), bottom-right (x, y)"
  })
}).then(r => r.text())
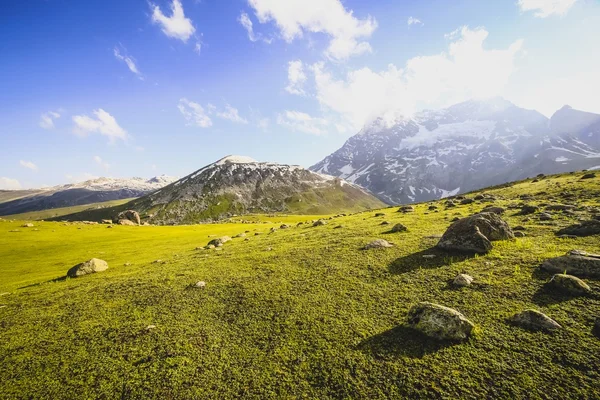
top-left (380, 221), bottom-right (391, 225)
top-left (333, 225), bottom-right (344, 229)
top-left (539, 212), bottom-right (553, 221)
top-left (548, 274), bottom-right (591, 296)
top-left (453, 274), bottom-right (473, 287)
top-left (581, 173), bottom-right (596, 179)
top-left (207, 236), bottom-right (231, 247)
top-left (194, 281), bottom-right (206, 289)
top-left (124, 262), bottom-right (132, 266)
top-left (313, 220), bottom-right (328, 227)
top-left (145, 325), bottom-right (157, 331)
top-left (510, 310), bottom-right (561, 332)
top-left (22, 223), bottom-right (34, 228)
top-left (67, 258), bottom-right (108, 278)
top-left (374, 213), bottom-right (385, 217)
top-left (362, 239), bottom-right (394, 250)
top-left (390, 223), bottom-right (408, 233)
top-left (280, 224), bottom-right (291, 229)
top-left (514, 231), bottom-right (526, 237)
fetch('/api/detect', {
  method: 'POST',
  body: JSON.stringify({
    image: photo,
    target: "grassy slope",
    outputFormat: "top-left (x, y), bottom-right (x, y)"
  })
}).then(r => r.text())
top-left (1, 198), bottom-right (136, 221)
top-left (0, 172), bottom-right (599, 399)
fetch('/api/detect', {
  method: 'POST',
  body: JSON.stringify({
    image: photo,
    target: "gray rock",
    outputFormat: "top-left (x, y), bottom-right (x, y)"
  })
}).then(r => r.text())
top-left (539, 212), bottom-right (553, 221)
top-left (407, 302), bottom-right (474, 341)
top-left (514, 231), bottom-right (526, 237)
top-left (207, 236), bottom-right (231, 247)
top-left (397, 205), bottom-right (414, 213)
top-left (510, 310), bottom-right (561, 332)
top-left (437, 212), bottom-right (514, 254)
top-left (581, 173), bottom-right (596, 179)
top-left (67, 258), bottom-right (108, 278)
top-left (313, 220), bottom-right (328, 227)
top-left (548, 274), bottom-right (591, 296)
top-left (460, 198), bottom-right (474, 205)
top-left (116, 210), bottom-right (140, 225)
top-left (541, 250), bottom-right (600, 278)
top-left (390, 223), bottom-right (408, 233)
top-left (519, 205), bottom-right (538, 215)
top-left (280, 224), bottom-right (291, 229)
top-left (375, 212), bottom-right (385, 217)
top-left (380, 221), bottom-right (391, 226)
top-left (194, 281), bottom-right (206, 289)
top-left (362, 239), bottom-right (394, 250)
top-left (22, 223), bottom-right (34, 228)
top-left (453, 274), bottom-right (473, 287)
top-left (482, 206), bottom-right (505, 215)
top-left (233, 233), bottom-right (246, 238)
top-left (556, 220), bottom-right (600, 237)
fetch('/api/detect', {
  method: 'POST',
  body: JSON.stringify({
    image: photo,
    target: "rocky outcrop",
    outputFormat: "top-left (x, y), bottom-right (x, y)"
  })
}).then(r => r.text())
top-left (407, 302), bottom-right (474, 341)
top-left (116, 210), bottom-right (140, 225)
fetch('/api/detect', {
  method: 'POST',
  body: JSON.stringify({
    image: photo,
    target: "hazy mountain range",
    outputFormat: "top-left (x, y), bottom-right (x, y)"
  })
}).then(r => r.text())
top-left (311, 98), bottom-right (600, 204)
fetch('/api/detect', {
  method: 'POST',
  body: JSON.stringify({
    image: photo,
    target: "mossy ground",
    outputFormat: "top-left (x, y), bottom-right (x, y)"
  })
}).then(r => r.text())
top-left (0, 172), bottom-right (599, 399)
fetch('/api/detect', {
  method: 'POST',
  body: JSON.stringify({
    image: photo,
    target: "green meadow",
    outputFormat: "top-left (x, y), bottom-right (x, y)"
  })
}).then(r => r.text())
top-left (0, 172), bottom-right (599, 399)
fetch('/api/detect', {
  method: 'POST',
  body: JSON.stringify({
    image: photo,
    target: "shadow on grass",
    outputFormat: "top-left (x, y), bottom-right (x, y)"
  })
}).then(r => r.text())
top-left (18, 275), bottom-right (68, 290)
top-left (389, 248), bottom-right (476, 274)
top-left (357, 325), bottom-right (458, 359)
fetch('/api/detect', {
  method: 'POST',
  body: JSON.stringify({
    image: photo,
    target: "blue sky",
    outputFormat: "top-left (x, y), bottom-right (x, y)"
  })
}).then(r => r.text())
top-left (1, 0), bottom-right (599, 189)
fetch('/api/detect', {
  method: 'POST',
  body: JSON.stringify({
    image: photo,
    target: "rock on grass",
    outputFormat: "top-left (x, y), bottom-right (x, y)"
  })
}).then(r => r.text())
top-left (547, 274), bottom-right (591, 295)
top-left (362, 239), bottom-right (394, 250)
top-left (541, 250), bottom-right (600, 278)
top-left (556, 220), bottom-right (600, 237)
top-left (67, 258), bottom-right (108, 278)
top-left (509, 310), bottom-right (561, 332)
top-left (437, 212), bottom-right (514, 254)
top-left (407, 302), bottom-right (474, 341)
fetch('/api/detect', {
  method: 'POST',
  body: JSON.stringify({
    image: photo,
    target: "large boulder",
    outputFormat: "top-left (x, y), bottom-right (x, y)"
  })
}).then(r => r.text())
top-left (407, 302), bottom-right (474, 341)
top-left (548, 274), bottom-right (591, 296)
top-left (556, 220), bottom-right (600, 237)
top-left (541, 250), bottom-right (600, 278)
top-left (509, 310), bottom-right (561, 332)
top-left (67, 258), bottom-right (108, 278)
top-left (116, 210), bottom-right (140, 225)
top-left (118, 219), bottom-right (137, 226)
top-left (437, 212), bottom-right (514, 254)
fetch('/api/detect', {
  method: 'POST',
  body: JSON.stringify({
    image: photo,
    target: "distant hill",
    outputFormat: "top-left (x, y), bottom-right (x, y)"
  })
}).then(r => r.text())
top-left (311, 98), bottom-right (600, 204)
top-left (53, 156), bottom-right (386, 224)
top-left (0, 175), bottom-right (177, 216)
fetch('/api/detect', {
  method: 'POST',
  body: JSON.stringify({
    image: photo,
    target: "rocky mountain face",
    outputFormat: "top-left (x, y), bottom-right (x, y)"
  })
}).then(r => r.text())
top-left (124, 156), bottom-right (385, 225)
top-left (0, 175), bottom-right (177, 216)
top-left (311, 98), bottom-right (600, 204)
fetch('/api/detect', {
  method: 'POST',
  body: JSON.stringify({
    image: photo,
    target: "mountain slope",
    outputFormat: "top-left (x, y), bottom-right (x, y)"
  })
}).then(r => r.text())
top-left (128, 156), bottom-right (385, 224)
top-left (311, 98), bottom-right (600, 204)
top-left (0, 176), bottom-right (177, 216)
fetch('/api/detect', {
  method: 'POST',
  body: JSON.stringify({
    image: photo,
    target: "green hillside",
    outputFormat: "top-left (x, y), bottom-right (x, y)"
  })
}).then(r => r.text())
top-left (1, 198), bottom-right (136, 221)
top-left (0, 171), bottom-right (599, 399)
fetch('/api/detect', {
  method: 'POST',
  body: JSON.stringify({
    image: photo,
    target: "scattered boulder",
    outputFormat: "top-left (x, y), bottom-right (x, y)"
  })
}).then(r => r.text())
top-left (116, 210), bottom-right (140, 225)
top-left (546, 204), bottom-right (575, 212)
top-left (428, 205), bottom-right (438, 210)
top-left (437, 212), bottom-right (514, 254)
top-left (538, 212), bottom-right (553, 221)
top-left (407, 302), bottom-right (474, 341)
top-left (380, 221), bottom-right (391, 226)
top-left (374, 212), bottom-right (385, 217)
top-left (313, 220), bottom-right (328, 227)
top-left (548, 274), bottom-right (591, 296)
top-left (453, 274), bottom-right (473, 287)
top-left (67, 258), bottom-right (108, 278)
top-left (557, 234), bottom-right (577, 239)
top-left (333, 224), bottom-right (344, 229)
top-left (460, 198), bottom-right (474, 205)
top-left (509, 310), bottom-right (561, 332)
top-left (101, 219), bottom-right (112, 224)
top-left (556, 220), bottom-right (600, 237)
top-left (513, 226), bottom-right (526, 231)
top-left (22, 223), bottom-right (34, 228)
top-left (482, 206), bottom-right (505, 215)
top-left (541, 250), bottom-right (600, 278)
top-left (233, 233), bottom-right (246, 238)
top-left (106, 225), bottom-right (113, 229)
top-left (118, 219), bottom-right (137, 226)
top-left (390, 223), bottom-right (408, 233)
top-left (581, 173), bottom-right (596, 179)
top-left (519, 205), bottom-right (538, 215)
top-left (362, 239), bottom-right (394, 250)
top-left (207, 236), bottom-right (231, 247)
top-left (280, 224), bottom-right (291, 229)
top-left (397, 205), bottom-right (415, 213)
top-left (514, 231), bottom-right (526, 238)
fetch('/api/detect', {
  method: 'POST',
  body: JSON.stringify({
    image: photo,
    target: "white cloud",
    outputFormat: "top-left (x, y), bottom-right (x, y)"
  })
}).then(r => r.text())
top-left (93, 155), bottom-right (110, 171)
top-left (310, 26), bottom-right (524, 130)
top-left (277, 110), bottom-right (329, 135)
top-left (257, 118), bottom-right (270, 130)
top-left (151, 0), bottom-right (195, 42)
top-left (518, 0), bottom-right (578, 17)
top-left (19, 160), bottom-right (38, 172)
top-left (178, 98), bottom-right (212, 128)
top-left (0, 177), bottom-right (22, 190)
top-left (39, 111), bottom-right (60, 129)
top-left (285, 60), bottom-right (307, 95)
top-left (239, 12), bottom-right (258, 42)
top-left (194, 42), bottom-right (202, 55)
top-left (72, 109), bottom-right (129, 143)
top-left (113, 46), bottom-right (142, 77)
top-left (407, 17), bottom-right (423, 26)
top-left (216, 104), bottom-right (248, 124)
top-left (246, 0), bottom-right (377, 60)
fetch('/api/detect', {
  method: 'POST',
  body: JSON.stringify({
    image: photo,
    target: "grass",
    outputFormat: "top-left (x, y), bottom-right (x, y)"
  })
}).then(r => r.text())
top-left (0, 172), bottom-right (599, 399)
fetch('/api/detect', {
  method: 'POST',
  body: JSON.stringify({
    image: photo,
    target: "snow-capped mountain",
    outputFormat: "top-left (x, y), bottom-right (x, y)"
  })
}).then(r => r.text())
top-left (124, 155), bottom-right (385, 224)
top-left (311, 98), bottom-right (600, 204)
top-left (0, 175), bottom-right (177, 216)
